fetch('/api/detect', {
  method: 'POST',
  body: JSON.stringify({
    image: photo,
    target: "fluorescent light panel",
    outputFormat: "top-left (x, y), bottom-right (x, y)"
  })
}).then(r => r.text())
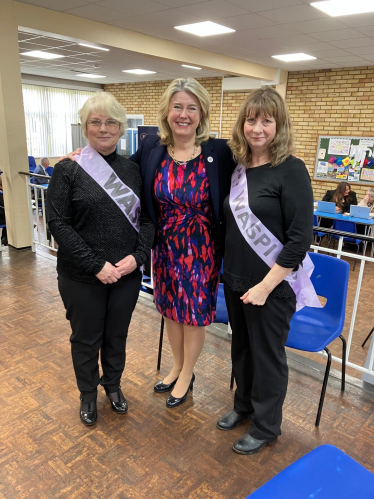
top-left (76, 73), bottom-right (106, 78)
top-left (21, 50), bottom-right (65, 59)
top-left (311, 1), bottom-right (374, 16)
top-left (175, 21), bottom-right (235, 37)
top-left (78, 43), bottom-right (110, 51)
top-left (122, 69), bottom-right (156, 74)
top-left (272, 53), bottom-right (317, 62)
top-left (181, 64), bottom-right (202, 70)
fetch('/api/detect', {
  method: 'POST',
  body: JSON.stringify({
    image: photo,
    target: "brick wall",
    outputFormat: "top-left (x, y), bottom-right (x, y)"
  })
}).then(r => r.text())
top-left (104, 67), bottom-right (374, 203)
top-left (287, 65), bottom-right (374, 201)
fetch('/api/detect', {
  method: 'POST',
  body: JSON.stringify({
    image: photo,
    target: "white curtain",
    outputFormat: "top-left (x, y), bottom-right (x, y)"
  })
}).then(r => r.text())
top-left (22, 85), bottom-right (96, 157)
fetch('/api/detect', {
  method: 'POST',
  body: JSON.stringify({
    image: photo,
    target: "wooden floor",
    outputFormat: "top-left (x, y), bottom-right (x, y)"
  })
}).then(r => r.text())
top-left (0, 247), bottom-right (373, 499)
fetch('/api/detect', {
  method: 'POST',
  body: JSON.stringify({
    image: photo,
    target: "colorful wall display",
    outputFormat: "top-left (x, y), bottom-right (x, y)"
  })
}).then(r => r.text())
top-left (314, 136), bottom-right (374, 184)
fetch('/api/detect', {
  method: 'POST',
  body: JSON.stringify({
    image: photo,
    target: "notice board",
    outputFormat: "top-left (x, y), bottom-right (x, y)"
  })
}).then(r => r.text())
top-left (314, 135), bottom-right (374, 184)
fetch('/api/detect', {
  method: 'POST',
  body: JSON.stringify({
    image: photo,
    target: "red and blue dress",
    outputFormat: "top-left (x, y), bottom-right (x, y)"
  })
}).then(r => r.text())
top-left (152, 152), bottom-right (219, 327)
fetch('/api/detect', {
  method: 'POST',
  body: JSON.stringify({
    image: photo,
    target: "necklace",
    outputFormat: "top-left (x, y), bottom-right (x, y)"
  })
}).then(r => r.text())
top-left (169, 143), bottom-right (197, 166)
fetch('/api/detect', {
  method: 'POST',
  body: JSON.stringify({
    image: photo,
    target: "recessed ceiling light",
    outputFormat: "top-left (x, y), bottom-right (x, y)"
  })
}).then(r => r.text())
top-left (76, 73), bottom-right (106, 78)
top-left (175, 21), bottom-right (235, 37)
top-left (272, 53), bottom-right (317, 62)
top-left (78, 43), bottom-right (110, 51)
top-left (311, 1), bottom-right (374, 17)
top-left (20, 50), bottom-right (65, 60)
top-left (122, 69), bottom-right (156, 74)
top-left (182, 64), bottom-right (202, 70)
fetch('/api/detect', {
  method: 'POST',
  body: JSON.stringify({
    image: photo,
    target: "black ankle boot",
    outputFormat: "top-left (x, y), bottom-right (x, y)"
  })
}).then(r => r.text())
top-left (105, 387), bottom-right (128, 414)
top-left (166, 373), bottom-right (195, 408)
top-left (80, 397), bottom-right (97, 426)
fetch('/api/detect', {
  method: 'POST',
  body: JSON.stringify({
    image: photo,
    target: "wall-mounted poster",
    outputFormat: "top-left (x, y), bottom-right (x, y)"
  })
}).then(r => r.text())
top-left (328, 138), bottom-right (351, 156)
top-left (314, 135), bottom-right (374, 184)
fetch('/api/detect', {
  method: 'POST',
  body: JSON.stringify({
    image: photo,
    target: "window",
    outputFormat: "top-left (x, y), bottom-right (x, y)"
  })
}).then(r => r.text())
top-left (22, 84), bottom-right (96, 157)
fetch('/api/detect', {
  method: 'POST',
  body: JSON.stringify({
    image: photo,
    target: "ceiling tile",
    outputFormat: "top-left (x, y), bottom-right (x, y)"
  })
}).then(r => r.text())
top-left (94, 0), bottom-right (169, 15)
top-left (19, 0), bottom-right (92, 10)
top-left (108, 9), bottom-right (203, 30)
top-left (311, 29), bottom-right (363, 42)
top-left (178, 0), bottom-right (250, 18)
top-left (64, 4), bottom-right (126, 22)
top-left (356, 27), bottom-right (374, 37)
top-left (226, 0), bottom-right (303, 12)
top-left (288, 18), bottom-right (347, 34)
top-left (257, 4), bottom-right (327, 23)
top-left (242, 24), bottom-right (302, 39)
top-left (345, 46), bottom-right (374, 57)
top-left (330, 38), bottom-right (374, 49)
top-left (324, 55), bottom-right (368, 64)
top-left (221, 13), bottom-right (277, 30)
top-left (336, 13), bottom-right (374, 28)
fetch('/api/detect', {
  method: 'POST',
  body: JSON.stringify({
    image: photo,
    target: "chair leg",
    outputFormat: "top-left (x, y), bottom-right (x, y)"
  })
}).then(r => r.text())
top-left (157, 316), bottom-right (164, 371)
top-left (362, 327), bottom-right (374, 347)
top-left (230, 370), bottom-right (234, 390)
top-left (315, 347), bottom-right (331, 427)
top-left (339, 335), bottom-right (346, 392)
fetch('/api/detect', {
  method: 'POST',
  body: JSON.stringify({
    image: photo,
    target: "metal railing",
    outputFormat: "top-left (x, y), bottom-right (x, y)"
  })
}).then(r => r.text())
top-left (20, 171), bottom-right (56, 252)
top-left (311, 226), bottom-right (374, 382)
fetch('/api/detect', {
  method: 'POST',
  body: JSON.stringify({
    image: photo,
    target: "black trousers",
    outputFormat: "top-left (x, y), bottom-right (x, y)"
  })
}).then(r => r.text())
top-left (58, 270), bottom-right (142, 402)
top-left (224, 284), bottom-right (296, 441)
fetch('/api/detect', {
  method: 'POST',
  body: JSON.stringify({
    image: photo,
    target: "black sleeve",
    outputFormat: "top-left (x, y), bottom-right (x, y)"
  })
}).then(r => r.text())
top-left (350, 191), bottom-right (358, 206)
top-left (47, 160), bottom-right (106, 275)
top-left (275, 159), bottom-right (314, 269)
top-left (131, 183), bottom-right (155, 267)
top-left (322, 190), bottom-right (333, 202)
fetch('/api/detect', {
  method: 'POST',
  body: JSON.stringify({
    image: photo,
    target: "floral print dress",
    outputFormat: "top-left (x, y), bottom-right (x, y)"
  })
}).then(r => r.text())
top-left (152, 152), bottom-right (219, 327)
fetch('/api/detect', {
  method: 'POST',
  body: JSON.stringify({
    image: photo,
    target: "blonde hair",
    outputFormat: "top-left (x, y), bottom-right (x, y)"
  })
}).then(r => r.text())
top-left (79, 92), bottom-right (127, 138)
top-left (157, 78), bottom-right (211, 145)
top-left (228, 87), bottom-right (294, 167)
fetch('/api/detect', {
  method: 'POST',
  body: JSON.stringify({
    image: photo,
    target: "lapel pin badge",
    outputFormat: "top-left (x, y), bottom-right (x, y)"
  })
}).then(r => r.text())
top-left (207, 156), bottom-right (213, 163)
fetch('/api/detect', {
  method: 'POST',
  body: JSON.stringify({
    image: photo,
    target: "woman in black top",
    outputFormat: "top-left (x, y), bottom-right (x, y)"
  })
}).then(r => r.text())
top-left (216, 88), bottom-right (314, 455)
top-left (323, 182), bottom-right (357, 213)
top-left (47, 93), bottom-right (154, 426)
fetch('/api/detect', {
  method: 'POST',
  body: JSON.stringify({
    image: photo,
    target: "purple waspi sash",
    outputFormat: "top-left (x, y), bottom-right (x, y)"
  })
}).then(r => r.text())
top-left (229, 164), bottom-right (321, 311)
top-left (74, 145), bottom-right (140, 232)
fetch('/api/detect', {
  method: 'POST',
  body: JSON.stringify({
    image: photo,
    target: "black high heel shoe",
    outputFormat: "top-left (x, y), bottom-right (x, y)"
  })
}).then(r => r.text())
top-left (154, 377), bottom-right (179, 393)
top-left (166, 373), bottom-right (195, 408)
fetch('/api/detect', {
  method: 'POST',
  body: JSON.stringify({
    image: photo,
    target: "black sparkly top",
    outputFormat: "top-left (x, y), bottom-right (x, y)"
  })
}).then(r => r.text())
top-left (47, 151), bottom-right (155, 284)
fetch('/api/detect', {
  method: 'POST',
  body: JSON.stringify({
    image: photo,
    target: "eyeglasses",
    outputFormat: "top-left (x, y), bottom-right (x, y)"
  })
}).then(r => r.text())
top-left (87, 119), bottom-right (120, 130)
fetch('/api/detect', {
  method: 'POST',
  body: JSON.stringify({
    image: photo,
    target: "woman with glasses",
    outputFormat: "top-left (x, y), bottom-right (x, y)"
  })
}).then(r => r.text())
top-left (47, 92), bottom-right (154, 426)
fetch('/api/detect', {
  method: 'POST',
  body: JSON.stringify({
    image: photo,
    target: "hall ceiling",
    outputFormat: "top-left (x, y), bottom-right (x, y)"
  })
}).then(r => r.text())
top-left (18, 0), bottom-right (374, 83)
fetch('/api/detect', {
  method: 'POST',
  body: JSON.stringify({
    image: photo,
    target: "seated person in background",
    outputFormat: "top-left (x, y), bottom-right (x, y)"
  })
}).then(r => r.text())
top-left (358, 187), bottom-right (374, 213)
top-left (33, 157), bottom-right (51, 185)
top-left (323, 181), bottom-right (357, 213)
top-left (320, 182), bottom-right (357, 230)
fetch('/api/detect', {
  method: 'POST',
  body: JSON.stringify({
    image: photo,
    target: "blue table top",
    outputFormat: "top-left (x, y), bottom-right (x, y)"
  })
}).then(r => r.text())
top-left (314, 210), bottom-right (374, 225)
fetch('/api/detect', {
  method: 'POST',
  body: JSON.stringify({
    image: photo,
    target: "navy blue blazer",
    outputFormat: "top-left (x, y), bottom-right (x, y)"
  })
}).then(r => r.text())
top-left (130, 135), bottom-right (236, 237)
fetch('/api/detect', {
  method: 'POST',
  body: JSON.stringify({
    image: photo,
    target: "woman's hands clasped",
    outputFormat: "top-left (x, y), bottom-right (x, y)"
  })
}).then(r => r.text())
top-left (96, 261), bottom-right (122, 284)
top-left (96, 255), bottom-right (137, 284)
top-left (240, 282), bottom-right (271, 306)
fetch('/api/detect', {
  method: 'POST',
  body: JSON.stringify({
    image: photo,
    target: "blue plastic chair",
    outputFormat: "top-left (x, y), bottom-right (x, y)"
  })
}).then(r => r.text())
top-left (246, 444), bottom-right (374, 498)
top-left (45, 166), bottom-right (54, 176)
top-left (329, 219), bottom-right (363, 270)
top-left (286, 252), bottom-right (349, 426)
top-left (313, 214), bottom-right (326, 245)
top-left (28, 156), bottom-right (37, 172)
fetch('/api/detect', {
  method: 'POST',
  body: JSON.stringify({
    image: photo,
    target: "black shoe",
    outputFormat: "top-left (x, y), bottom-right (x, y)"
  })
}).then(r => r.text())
top-left (80, 397), bottom-right (97, 426)
top-left (232, 433), bottom-right (276, 455)
top-left (166, 373), bottom-right (195, 408)
top-left (154, 377), bottom-right (179, 393)
top-left (106, 388), bottom-right (128, 414)
top-left (217, 410), bottom-right (248, 431)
